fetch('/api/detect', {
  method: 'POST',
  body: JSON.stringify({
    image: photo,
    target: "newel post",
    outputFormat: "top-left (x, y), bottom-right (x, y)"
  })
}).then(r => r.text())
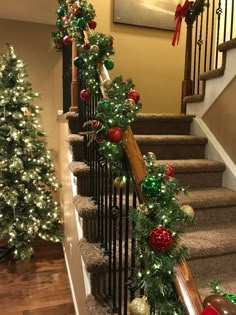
top-left (69, 41), bottom-right (78, 112)
top-left (181, 1), bottom-right (196, 113)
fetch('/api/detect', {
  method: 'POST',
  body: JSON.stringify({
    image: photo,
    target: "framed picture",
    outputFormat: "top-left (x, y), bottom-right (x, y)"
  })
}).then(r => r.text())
top-left (113, 0), bottom-right (182, 31)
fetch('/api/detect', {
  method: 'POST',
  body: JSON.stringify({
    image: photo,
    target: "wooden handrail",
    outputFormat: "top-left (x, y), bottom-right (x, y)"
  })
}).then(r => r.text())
top-left (98, 61), bottom-right (203, 315)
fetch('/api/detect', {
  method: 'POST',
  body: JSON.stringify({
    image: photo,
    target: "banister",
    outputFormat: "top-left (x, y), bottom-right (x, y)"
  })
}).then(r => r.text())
top-left (97, 60), bottom-right (203, 315)
top-left (69, 41), bottom-right (78, 112)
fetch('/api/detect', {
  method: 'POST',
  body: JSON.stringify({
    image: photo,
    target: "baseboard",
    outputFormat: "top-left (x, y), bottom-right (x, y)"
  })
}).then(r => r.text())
top-left (191, 118), bottom-right (236, 190)
top-left (63, 244), bottom-right (80, 315)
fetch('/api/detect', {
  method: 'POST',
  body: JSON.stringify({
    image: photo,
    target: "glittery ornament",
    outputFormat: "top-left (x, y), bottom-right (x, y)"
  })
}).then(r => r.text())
top-left (137, 204), bottom-right (149, 215)
top-left (90, 44), bottom-right (100, 54)
top-left (141, 176), bottom-right (161, 197)
top-left (80, 89), bottom-right (90, 101)
top-left (147, 152), bottom-right (156, 160)
top-left (88, 20), bottom-right (97, 29)
top-left (76, 18), bottom-right (86, 29)
top-left (57, 43), bottom-right (63, 50)
top-left (103, 79), bottom-right (112, 90)
top-left (124, 98), bottom-right (136, 111)
top-left (81, 43), bottom-right (90, 50)
top-left (149, 226), bottom-right (173, 252)
top-left (57, 7), bottom-right (64, 16)
top-left (107, 127), bottom-right (123, 143)
top-left (127, 90), bottom-right (140, 104)
top-left (164, 164), bottom-right (174, 178)
top-left (62, 16), bottom-right (69, 24)
top-left (63, 35), bottom-right (71, 45)
top-left (104, 59), bottom-right (114, 70)
top-left (180, 205), bottom-right (194, 217)
top-left (56, 20), bottom-right (63, 28)
top-left (129, 296), bottom-right (150, 315)
top-left (114, 176), bottom-right (127, 188)
top-left (51, 32), bottom-right (57, 38)
top-left (96, 99), bottom-right (112, 113)
top-left (74, 57), bottom-right (84, 68)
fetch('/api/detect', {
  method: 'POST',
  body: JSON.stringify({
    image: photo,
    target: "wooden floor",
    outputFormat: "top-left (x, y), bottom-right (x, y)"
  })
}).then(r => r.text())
top-left (0, 238), bottom-right (75, 315)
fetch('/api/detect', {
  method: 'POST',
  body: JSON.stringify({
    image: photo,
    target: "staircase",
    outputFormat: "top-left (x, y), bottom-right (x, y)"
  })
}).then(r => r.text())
top-left (65, 111), bottom-right (236, 313)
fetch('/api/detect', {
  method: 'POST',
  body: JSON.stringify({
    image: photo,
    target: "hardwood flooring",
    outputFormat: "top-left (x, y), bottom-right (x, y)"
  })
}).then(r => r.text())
top-left (0, 238), bottom-right (75, 315)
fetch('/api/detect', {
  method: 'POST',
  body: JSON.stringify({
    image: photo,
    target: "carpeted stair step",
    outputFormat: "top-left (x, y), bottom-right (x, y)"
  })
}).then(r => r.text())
top-left (132, 114), bottom-right (194, 135)
top-left (179, 187), bottom-right (236, 228)
top-left (69, 161), bottom-right (90, 196)
top-left (158, 159), bottom-right (225, 188)
top-left (183, 222), bottom-right (236, 259)
top-left (66, 134), bottom-right (84, 161)
top-left (135, 135), bottom-right (207, 159)
top-left (188, 253), bottom-right (236, 298)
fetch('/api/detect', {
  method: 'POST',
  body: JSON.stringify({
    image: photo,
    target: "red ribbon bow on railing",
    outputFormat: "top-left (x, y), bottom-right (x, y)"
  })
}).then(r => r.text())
top-left (172, 0), bottom-right (190, 46)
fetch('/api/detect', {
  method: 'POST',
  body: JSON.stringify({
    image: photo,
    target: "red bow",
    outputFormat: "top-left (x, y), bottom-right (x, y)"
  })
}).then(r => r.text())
top-left (172, 0), bottom-right (190, 46)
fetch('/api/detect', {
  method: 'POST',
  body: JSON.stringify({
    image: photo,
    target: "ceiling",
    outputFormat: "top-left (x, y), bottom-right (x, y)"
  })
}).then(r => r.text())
top-left (0, 0), bottom-right (58, 25)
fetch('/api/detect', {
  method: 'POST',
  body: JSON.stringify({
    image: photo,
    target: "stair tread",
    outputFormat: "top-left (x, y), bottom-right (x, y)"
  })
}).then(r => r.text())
top-left (73, 195), bottom-right (97, 218)
top-left (183, 222), bottom-right (236, 259)
top-left (135, 134), bottom-right (207, 143)
top-left (66, 134), bottom-right (83, 142)
top-left (179, 187), bottom-right (236, 208)
top-left (69, 161), bottom-right (90, 175)
top-left (136, 113), bottom-right (194, 121)
top-left (157, 159), bottom-right (225, 173)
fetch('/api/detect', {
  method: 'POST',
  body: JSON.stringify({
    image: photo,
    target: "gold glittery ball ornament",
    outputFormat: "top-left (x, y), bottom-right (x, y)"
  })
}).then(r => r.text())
top-left (124, 98), bottom-right (136, 111)
top-left (90, 44), bottom-right (100, 54)
top-left (103, 79), bottom-right (112, 90)
top-left (114, 176), bottom-right (127, 189)
top-left (147, 152), bottom-right (157, 160)
top-left (129, 296), bottom-right (150, 315)
top-left (180, 204), bottom-right (195, 217)
top-left (137, 203), bottom-right (149, 215)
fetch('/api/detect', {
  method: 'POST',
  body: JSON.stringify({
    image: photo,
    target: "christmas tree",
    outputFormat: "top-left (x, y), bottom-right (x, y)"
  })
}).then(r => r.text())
top-left (0, 44), bottom-right (62, 260)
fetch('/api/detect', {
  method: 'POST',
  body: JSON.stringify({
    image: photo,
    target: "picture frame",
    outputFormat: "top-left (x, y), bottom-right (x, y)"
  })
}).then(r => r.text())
top-left (113, 0), bottom-right (182, 31)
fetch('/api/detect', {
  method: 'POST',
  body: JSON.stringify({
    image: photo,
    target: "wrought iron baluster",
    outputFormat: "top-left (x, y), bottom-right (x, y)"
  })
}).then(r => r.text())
top-left (230, 0), bottom-right (235, 39)
top-left (130, 190), bottom-right (137, 302)
top-left (193, 16), bottom-right (199, 94)
top-left (215, 0), bottom-right (223, 68)
top-left (112, 190), bottom-right (118, 312)
top-left (62, 44), bottom-right (72, 113)
top-left (197, 12), bottom-right (204, 94)
top-left (210, 0), bottom-right (216, 70)
top-left (204, 0), bottom-right (210, 72)
top-left (118, 188), bottom-right (123, 314)
top-left (224, 0), bottom-right (228, 42)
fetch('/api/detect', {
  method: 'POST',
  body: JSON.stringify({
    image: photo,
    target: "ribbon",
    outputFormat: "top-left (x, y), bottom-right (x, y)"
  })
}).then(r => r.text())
top-left (172, 0), bottom-right (190, 46)
top-left (224, 293), bottom-right (236, 305)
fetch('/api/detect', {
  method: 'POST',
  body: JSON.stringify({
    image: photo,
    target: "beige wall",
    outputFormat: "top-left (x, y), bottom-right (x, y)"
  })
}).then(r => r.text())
top-left (0, 19), bottom-right (62, 177)
top-left (203, 77), bottom-right (236, 163)
top-left (91, 0), bottom-right (186, 113)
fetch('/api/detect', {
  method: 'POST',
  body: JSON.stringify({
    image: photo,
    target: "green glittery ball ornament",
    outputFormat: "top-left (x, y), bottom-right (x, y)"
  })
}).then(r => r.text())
top-left (104, 59), bottom-right (114, 70)
top-left (96, 99), bottom-right (112, 113)
top-left (141, 175), bottom-right (161, 197)
top-left (76, 18), bottom-right (86, 29)
top-left (51, 31), bottom-right (57, 38)
top-left (74, 57), bottom-right (84, 68)
top-left (56, 20), bottom-right (63, 28)
top-left (57, 7), bottom-right (65, 16)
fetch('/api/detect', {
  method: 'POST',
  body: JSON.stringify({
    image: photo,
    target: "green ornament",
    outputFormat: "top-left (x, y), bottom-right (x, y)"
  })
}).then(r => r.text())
top-left (76, 18), bottom-right (86, 29)
top-left (96, 99), bottom-right (112, 113)
top-left (104, 59), bottom-right (114, 70)
top-left (56, 20), bottom-right (63, 28)
top-left (51, 32), bottom-right (57, 38)
top-left (57, 7), bottom-right (64, 16)
top-left (74, 57), bottom-right (84, 68)
top-left (141, 176), bottom-right (161, 197)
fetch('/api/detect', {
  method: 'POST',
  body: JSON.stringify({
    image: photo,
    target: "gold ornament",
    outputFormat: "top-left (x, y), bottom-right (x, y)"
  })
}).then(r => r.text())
top-left (180, 204), bottom-right (195, 217)
top-left (114, 176), bottom-right (127, 189)
top-left (124, 98), bottom-right (136, 110)
top-left (90, 44), bottom-right (100, 54)
top-left (129, 296), bottom-right (150, 315)
top-left (137, 203), bottom-right (148, 215)
top-left (147, 152), bottom-right (157, 160)
top-left (103, 79), bottom-right (112, 90)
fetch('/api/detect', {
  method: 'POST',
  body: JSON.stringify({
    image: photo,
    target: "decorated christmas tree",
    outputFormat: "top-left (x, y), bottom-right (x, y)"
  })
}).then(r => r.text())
top-left (0, 45), bottom-right (62, 260)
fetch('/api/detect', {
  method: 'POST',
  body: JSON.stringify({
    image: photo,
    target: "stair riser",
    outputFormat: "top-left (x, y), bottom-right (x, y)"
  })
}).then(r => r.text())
top-left (67, 116), bottom-right (80, 134)
top-left (138, 143), bottom-right (206, 159)
top-left (75, 175), bottom-right (91, 196)
top-left (69, 142), bottom-right (84, 161)
top-left (177, 172), bottom-right (223, 188)
top-left (132, 120), bottom-right (191, 135)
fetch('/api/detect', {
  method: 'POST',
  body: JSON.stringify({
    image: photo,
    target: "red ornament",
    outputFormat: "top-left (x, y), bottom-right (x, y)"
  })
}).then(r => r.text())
top-left (81, 43), bottom-right (90, 50)
top-left (164, 164), bottom-right (174, 178)
top-left (127, 90), bottom-right (140, 104)
top-left (109, 40), bottom-right (113, 47)
top-left (88, 20), bottom-right (97, 29)
top-left (63, 35), bottom-right (71, 45)
top-left (91, 120), bottom-right (102, 129)
top-left (149, 226), bottom-right (173, 252)
top-left (62, 16), bottom-right (69, 23)
top-left (80, 89), bottom-right (90, 101)
top-left (70, 6), bottom-right (80, 16)
top-left (107, 127), bottom-right (123, 143)
top-left (57, 43), bottom-right (63, 49)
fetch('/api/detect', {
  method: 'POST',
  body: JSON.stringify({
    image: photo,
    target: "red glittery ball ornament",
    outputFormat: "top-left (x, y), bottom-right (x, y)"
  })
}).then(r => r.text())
top-left (91, 120), bottom-right (102, 129)
top-left (62, 16), bottom-right (69, 24)
top-left (107, 127), bottom-right (123, 143)
top-left (57, 43), bottom-right (63, 49)
top-left (63, 35), bottom-right (71, 45)
top-left (80, 89), bottom-right (90, 101)
top-left (127, 90), bottom-right (140, 104)
top-left (149, 226), bottom-right (173, 252)
top-left (164, 164), bottom-right (174, 178)
top-left (88, 20), bottom-right (97, 29)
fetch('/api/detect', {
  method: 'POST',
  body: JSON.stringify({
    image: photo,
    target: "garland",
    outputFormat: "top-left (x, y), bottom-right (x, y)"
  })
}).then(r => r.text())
top-left (52, 0), bottom-right (142, 172)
